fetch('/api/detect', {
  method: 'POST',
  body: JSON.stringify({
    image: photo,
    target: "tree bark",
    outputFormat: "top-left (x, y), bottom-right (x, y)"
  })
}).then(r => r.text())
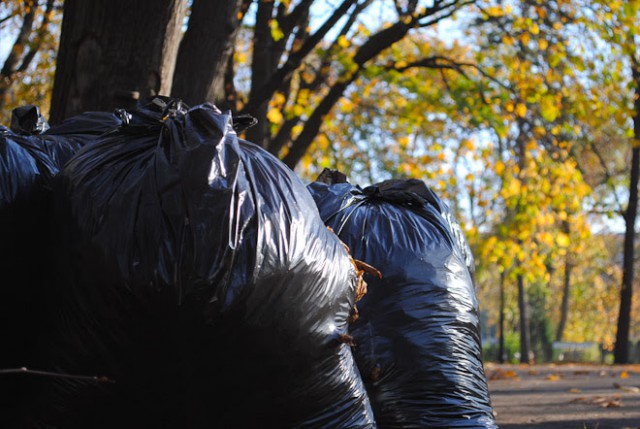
top-left (614, 59), bottom-right (640, 364)
top-left (171, 0), bottom-right (248, 109)
top-left (498, 271), bottom-right (506, 363)
top-left (244, 0), bottom-right (277, 149)
top-left (244, 0), bottom-right (315, 149)
top-left (517, 273), bottom-right (532, 364)
top-left (49, 0), bottom-right (187, 124)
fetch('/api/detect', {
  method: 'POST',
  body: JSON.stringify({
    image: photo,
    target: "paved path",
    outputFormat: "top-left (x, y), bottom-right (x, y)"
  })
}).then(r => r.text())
top-left (486, 363), bottom-right (640, 429)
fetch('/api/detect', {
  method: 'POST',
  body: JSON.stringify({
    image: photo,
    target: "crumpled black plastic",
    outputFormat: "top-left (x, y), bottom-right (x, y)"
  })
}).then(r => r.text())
top-left (0, 105), bottom-right (121, 427)
top-left (28, 98), bottom-right (375, 428)
top-left (10, 105), bottom-right (50, 136)
top-left (308, 169), bottom-right (497, 429)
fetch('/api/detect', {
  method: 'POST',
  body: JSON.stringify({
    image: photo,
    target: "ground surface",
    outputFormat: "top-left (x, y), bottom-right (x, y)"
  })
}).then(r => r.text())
top-left (486, 363), bottom-right (640, 429)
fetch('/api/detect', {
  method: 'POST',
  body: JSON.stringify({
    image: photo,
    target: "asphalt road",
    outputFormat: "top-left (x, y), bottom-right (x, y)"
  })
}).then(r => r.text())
top-left (486, 363), bottom-right (640, 429)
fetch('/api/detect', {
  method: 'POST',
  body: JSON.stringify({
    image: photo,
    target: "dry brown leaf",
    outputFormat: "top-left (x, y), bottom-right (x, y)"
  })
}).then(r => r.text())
top-left (613, 382), bottom-right (640, 393)
top-left (488, 368), bottom-right (519, 380)
top-left (353, 258), bottom-right (382, 279)
top-left (603, 398), bottom-right (622, 408)
top-left (570, 395), bottom-right (622, 408)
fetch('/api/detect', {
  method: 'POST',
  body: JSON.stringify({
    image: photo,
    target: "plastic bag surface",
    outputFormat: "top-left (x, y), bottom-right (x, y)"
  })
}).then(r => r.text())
top-left (0, 127), bottom-right (59, 371)
top-left (29, 98), bottom-right (375, 429)
top-left (0, 106), bottom-right (121, 428)
top-left (308, 171), bottom-right (497, 429)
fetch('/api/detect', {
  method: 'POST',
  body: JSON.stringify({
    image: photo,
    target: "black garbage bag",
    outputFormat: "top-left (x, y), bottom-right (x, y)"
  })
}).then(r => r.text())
top-left (0, 105), bottom-right (122, 427)
top-left (0, 127), bottom-right (58, 370)
top-left (308, 170), bottom-right (497, 429)
top-left (11, 105), bottom-right (50, 135)
top-left (28, 97), bottom-right (375, 429)
top-left (38, 110), bottom-right (122, 168)
top-left (0, 105), bottom-right (121, 361)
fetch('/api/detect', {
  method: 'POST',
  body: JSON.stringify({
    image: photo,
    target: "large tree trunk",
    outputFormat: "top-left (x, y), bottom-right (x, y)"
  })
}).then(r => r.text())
top-left (614, 59), bottom-right (640, 364)
top-left (171, 0), bottom-right (248, 110)
top-left (49, 0), bottom-right (187, 124)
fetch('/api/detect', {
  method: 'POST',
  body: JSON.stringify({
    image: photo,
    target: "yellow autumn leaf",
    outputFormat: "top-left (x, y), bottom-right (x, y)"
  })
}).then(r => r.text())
top-left (502, 35), bottom-right (515, 46)
top-left (540, 95), bottom-right (560, 122)
top-left (316, 134), bottom-right (330, 150)
top-left (533, 126), bottom-right (547, 136)
top-left (538, 38), bottom-right (549, 50)
top-left (271, 92), bottom-right (286, 108)
top-left (515, 103), bottom-right (527, 118)
top-left (529, 23), bottom-right (540, 35)
top-left (505, 101), bottom-right (515, 112)
top-left (507, 178), bottom-right (521, 196)
top-left (292, 104), bottom-right (304, 117)
top-left (269, 19), bottom-right (284, 42)
top-left (337, 35), bottom-right (350, 49)
top-left (266, 108), bottom-right (283, 124)
top-left (556, 233), bottom-right (570, 248)
top-left (485, 6), bottom-right (504, 17)
top-left (505, 370), bottom-right (518, 378)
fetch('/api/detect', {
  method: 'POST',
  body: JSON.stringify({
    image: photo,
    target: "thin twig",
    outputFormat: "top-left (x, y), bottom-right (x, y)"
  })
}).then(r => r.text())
top-left (0, 367), bottom-right (115, 384)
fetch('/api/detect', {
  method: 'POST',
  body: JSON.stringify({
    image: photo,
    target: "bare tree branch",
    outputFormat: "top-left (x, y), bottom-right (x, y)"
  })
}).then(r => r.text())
top-left (17, 0), bottom-right (55, 74)
top-left (241, 0), bottom-right (358, 114)
top-left (0, 367), bottom-right (115, 384)
top-left (1, 1), bottom-right (37, 79)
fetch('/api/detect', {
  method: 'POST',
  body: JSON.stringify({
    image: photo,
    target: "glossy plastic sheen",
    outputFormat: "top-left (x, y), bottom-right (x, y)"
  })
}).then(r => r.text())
top-left (33, 100), bottom-right (375, 428)
top-left (308, 177), bottom-right (498, 429)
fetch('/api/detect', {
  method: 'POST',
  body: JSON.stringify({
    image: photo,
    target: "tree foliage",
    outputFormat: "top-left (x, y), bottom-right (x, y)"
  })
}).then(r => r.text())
top-left (0, 0), bottom-right (60, 123)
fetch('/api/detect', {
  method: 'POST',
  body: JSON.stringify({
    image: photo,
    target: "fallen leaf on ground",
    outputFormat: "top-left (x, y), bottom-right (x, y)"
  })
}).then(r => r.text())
top-left (487, 368), bottom-right (519, 380)
top-left (613, 382), bottom-right (640, 393)
top-left (570, 395), bottom-right (622, 408)
top-left (545, 374), bottom-right (561, 381)
top-left (568, 388), bottom-right (582, 393)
